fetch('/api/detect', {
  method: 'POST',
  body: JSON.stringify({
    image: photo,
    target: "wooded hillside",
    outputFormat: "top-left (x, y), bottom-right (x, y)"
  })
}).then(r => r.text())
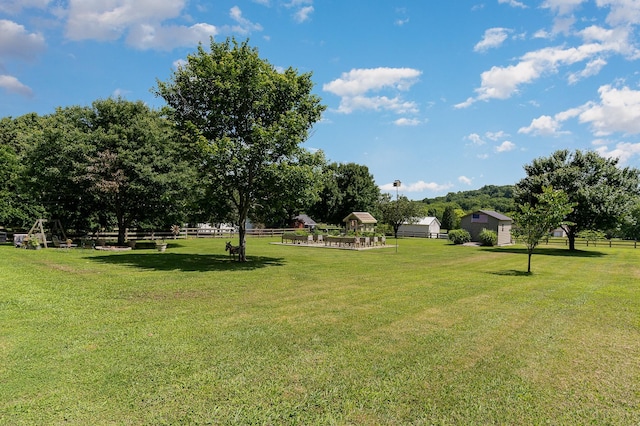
top-left (421, 185), bottom-right (515, 214)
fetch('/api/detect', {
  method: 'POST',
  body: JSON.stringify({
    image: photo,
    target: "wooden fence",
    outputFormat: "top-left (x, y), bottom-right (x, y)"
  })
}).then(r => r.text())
top-left (85, 227), bottom-right (298, 241)
top-left (396, 231), bottom-right (448, 239)
top-left (540, 237), bottom-right (640, 249)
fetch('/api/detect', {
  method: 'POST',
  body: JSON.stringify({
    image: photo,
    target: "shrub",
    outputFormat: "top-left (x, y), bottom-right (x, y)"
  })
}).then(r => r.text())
top-left (448, 229), bottom-right (471, 245)
top-left (479, 228), bottom-right (497, 246)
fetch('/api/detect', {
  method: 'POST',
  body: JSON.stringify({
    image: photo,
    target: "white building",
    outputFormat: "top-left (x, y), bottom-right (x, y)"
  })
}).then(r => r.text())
top-left (398, 217), bottom-right (442, 238)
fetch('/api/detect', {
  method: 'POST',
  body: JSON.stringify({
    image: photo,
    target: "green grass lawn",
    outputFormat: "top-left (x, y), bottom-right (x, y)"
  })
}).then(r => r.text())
top-left (1, 237), bottom-right (639, 424)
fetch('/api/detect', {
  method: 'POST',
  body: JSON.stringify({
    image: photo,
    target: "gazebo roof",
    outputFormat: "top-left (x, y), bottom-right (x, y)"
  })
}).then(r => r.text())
top-left (343, 212), bottom-right (377, 224)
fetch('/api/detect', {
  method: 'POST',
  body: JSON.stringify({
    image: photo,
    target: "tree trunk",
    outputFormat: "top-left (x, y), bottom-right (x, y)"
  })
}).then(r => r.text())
top-left (238, 219), bottom-right (247, 262)
top-left (527, 251), bottom-right (532, 273)
top-left (117, 214), bottom-right (126, 246)
top-left (567, 232), bottom-right (576, 251)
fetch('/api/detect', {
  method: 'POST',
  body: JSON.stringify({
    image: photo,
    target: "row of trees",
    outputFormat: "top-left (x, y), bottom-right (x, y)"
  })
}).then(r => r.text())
top-left (1, 39), bottom-right (388, 260)
top-left (0, 103), bottom-right (383, 250)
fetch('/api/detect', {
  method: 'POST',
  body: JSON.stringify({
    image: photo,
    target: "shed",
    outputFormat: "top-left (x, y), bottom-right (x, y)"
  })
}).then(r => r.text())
top-left (343, 212), bottom-right (377, 233)
top-left (398, 217), bottom-right (441, 238)
top-left (292, 214), bottom-right (317, 230)
top-left (460, 210), bottom-right (512, 246)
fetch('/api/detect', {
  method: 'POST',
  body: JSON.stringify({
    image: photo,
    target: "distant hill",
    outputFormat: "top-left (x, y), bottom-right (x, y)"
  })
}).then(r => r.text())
top-left (421, 185), bottom-right (515, 214)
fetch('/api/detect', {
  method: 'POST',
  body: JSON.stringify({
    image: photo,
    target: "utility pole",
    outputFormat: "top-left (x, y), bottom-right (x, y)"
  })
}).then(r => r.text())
top-left (393, 180), bottom-right (401, 253)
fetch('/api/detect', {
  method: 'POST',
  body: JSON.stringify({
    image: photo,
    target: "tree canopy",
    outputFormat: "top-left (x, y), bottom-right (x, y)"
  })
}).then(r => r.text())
top-left (512, 186), bottom-right (574, 273)
top-left (515, 149), bottom-right (640, 250)
top-left (308, 162), bottom-right (381, 226)
top-left (155, 38), bottom-right (326, 260)
top-left (22, 99), bottom-right (193, 244)
top-left (378, 194), bottom-right (424, 239)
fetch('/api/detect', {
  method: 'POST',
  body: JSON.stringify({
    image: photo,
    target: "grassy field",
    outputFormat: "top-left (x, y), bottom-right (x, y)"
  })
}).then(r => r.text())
top-left (1, 237), bottom-right (639, 424)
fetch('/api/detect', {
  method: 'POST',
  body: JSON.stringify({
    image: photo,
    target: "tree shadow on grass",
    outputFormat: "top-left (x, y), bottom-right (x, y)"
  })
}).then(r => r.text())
top-left (480, 246), bottom-right (606, 258)
top-left (88, 253), bottom-right (285, 272)
top-left (489, 269), bottom-right (533, 277)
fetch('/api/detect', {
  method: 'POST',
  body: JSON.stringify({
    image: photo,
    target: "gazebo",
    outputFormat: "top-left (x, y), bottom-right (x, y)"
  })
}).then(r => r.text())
top-left (343, 212), bottom-right (377, 233)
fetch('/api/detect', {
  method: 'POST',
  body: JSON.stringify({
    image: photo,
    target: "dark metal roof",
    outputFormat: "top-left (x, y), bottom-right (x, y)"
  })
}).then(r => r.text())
top-left (478, 210), bottom-right (512, 221)
top-left (294, 214), bottom-right (317, 226)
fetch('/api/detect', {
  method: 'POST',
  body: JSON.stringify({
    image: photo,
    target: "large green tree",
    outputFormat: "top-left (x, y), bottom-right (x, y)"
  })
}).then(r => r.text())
top-left (155, 38), bottom-right (325, 261)
top-left (24, 99), bottom-right (193, 244)
top-left (0, 115), bottom-right (47, 229)
top-left (250, 149), bottom-right (326, 228)
top-left (515, 149), bottom-right (640, 250)
top-left (308, 162), bottom-right (381, 225)
top-left (512, 186), bottom-right (574, 273)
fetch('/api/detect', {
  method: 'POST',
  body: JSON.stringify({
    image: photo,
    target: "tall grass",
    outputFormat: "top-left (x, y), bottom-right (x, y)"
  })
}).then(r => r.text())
top-left (1, 238), bottom-right (639, 424)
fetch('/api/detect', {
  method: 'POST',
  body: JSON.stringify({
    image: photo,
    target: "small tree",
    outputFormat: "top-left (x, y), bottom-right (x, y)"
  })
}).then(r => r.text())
top-left (378, 194), bottom-right (423, 239)
top-left (512, 186), bottom-right (574, 273)
top-left (441, 205), bottom-right (456, 230)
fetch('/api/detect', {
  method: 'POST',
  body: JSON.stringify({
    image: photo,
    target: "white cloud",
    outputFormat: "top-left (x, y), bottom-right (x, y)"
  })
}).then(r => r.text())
top-left (127, 23), bottom-right (217, 51)
top-left (284, 0), bottom-right (314, 23)
top-left (407, 181), bottom-right (454, 192)
top-left (64, 1), bottom-right (266, 50)
top-left (65, 0), bottom-right (186, 41)
top-left (578, 84), bottom-right (640, 136)
top-left (474, 28), bottom-right (511, 52)
top-left (466, 133), bottom-right (485, 145)
top-left (293, 6), bottom-right (314, 23)
top-left (541, 0), bottom-right (587, 15)
top-left (458, 176), bottom-right (473, 185)
top-left (324, 67), bottom-right (422, 97)
top-left (495, 141), bottom-right (516, 152)
top-left (454, 97), bottom-right (476, 109)
top-left (518, 114), bottom-right (566, 136)
top-left (568, 58), bottom-right (607, 84)
top-left (228, 6), bottom-right (263, 34)
top-left (533, 29), bottom-right (552, 39)
top-left (394, 118), bottom-right (421, 126)
top-left (520, 84), bottom-right (640, 138)
top-left (0, 20), bottom-right (46, 61)
top-left (0, 74), bottom-right (33, 97)
top-left (485, 130), bottom-right (509, 141)
top-left (323, 67), bottom-right (422, 114)
top-left (457, 22), bottom-right (638, 108)
top-left (499, 0), bottom-right (528, 8)
top-left (0, 0), bottom-right (51, 14)
top-left (380, 180), bottom-right (453, 193)
top-left (173, 58), bottom-right (187, 69)
top-left (599, 0), bottom-right (640, 26)
top-left (595, 142), bottom-right (640, 164)
top-left (112, 88), bottom-right (131, 97)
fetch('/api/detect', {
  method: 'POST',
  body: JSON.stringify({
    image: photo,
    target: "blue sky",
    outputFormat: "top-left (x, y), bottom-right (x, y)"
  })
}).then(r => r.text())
top-left (2, 0), bottom-right (640, 199)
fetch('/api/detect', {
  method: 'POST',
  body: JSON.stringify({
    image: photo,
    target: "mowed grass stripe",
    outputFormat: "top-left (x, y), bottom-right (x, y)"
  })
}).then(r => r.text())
top-left (1, 238), bottom-right (639, 424)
